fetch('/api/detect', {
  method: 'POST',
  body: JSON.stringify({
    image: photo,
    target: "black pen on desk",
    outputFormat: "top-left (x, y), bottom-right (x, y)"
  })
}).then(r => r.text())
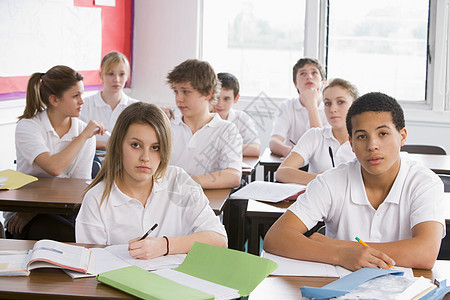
top-left (140, 223), bottom-right (158, 240)
top-left (289, 139), bottom-right (297, 145)
top-left (328, 147), bottom-right (335, 168)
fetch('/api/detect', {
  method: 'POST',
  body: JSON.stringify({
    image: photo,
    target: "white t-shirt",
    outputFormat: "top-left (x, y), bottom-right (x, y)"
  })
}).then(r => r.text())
top-left (15, 110), bottom-right (95, 179)
top-left (170, 114), bottom-right (243, 176)
top-left (271, 96), bottom-right (328, 146)
top-left (80, 91), bottom-right (139, 142)
top-left (289, 156), bottom-right (445, 242)
top-left (292, 126), bottom-right (355, 173)
top-left (75, 165), bottom-right (227, 245)
top-left (227, 108), bottom-right (261, 146)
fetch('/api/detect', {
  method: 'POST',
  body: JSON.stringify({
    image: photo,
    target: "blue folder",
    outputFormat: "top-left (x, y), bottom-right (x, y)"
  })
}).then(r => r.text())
top-left (300, 268), bottom-right (404, 299)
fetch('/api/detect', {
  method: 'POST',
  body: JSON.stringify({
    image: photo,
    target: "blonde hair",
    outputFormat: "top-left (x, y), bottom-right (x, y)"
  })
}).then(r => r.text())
top-left (19, 66), bottom-right (83, 120)
top-left (166, 59), bottom-right (220, 104)
top-left (100, 51), bottom-right (131, 80)
top-left (323, 78), bottom-right (359, 100)
top-left (83, 102), bottom-right (172, 205)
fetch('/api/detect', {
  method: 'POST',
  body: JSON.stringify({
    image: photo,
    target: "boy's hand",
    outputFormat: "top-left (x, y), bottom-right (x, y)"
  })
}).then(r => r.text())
top-left (337, 246), bottom-right (396, 271)
top-left (300, 88), bottom-right (321, 109)
top-left (128, 237), bottom-right (166, 259)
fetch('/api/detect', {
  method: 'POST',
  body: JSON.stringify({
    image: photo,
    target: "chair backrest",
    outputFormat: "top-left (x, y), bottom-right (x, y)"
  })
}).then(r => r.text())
top-left (400, 144), bottom-right (447, 155)
top-left (438, 174), bottom-right (450, 192)
top-left (91, 160), bottom-right (101, 179)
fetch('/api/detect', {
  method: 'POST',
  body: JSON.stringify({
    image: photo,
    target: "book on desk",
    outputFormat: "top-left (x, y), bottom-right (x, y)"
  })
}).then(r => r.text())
top-left (0, 239), bottom-right (92, 276)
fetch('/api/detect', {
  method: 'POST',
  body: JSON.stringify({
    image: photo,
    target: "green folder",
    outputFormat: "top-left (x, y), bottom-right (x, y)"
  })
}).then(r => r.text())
top-left (97, 265), bottom-right (214, 300)
top-left (96, 242), bottom-right (278, 299)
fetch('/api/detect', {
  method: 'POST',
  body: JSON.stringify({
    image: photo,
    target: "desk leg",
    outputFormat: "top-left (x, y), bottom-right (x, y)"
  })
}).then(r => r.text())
top-left (223, 199), bottom-right (248, 251)
top-left (248, 216), bottom-right (261, 255)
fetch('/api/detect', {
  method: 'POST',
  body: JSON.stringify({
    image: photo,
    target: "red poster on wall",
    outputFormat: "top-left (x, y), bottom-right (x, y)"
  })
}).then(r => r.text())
top-left (0, 0), bottom-right (133, 100)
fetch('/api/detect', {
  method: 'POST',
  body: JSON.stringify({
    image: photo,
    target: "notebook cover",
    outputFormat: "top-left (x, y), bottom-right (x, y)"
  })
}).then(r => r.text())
top-left (96, 265), bottom-right (214, 300)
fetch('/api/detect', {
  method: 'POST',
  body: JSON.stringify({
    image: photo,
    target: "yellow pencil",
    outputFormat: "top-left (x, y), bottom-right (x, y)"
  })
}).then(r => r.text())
top-left (355, 236), bottom-right (394, 269)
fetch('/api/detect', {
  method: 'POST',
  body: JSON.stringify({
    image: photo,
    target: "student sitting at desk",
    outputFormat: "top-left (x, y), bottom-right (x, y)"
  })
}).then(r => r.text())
top-left (211, 72), bottom-right (261, 157)
top-left (167, 59), bottom-right (243, 189)
top-left (269, 58), bottom-right (328, 157)
top-left (275, 78), bottom-right (357, 185)
top-left (80, 51), bottom-right (139, 150)
top-left (264, 92), bottom-right (445, 270)
top-left (6, 65), bottom-right (106, 241)
top-left (76, 103), bottom-right (227, 258)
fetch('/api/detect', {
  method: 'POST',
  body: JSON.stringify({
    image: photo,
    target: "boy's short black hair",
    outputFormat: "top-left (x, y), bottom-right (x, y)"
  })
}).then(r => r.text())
top-left (217, 72), bottom-right (240, 98)
top-left (292, 58), bottom-right (326, 84)
top-left (346, 92), bottom-right (405, 137)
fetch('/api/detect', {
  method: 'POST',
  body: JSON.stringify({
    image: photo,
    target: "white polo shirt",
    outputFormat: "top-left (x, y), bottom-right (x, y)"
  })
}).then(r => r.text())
top-left (170, 114), bottom-right (243, 176)
top-left (228, 108), bottom-right (261, 146)
top-left (289, 156), bottom-right (445, 242)
top-left (80, 91), bottom-right (139, 142)
top-left (75, 165), bottom-right (227, 245)
top-left (271, 96), bottom-right (328, 146)
top-left (15, 110), bottom-right (95, 179)
top-left (292, 126), bottom-right (355, 173)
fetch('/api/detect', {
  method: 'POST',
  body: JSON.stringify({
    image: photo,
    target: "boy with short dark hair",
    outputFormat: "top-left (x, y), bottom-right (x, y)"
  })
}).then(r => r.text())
top-left (211, 72), bottom-right (261, 157)
top-left (264, 92), bottom-right (445, 270)
top-left (269, 58), bottom-right (328, 157)
top-left (167, 59), bottom-right (243, 189)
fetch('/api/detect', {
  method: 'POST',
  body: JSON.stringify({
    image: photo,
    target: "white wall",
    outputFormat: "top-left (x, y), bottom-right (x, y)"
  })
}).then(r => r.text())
top-left (131, 0), bottom-right (200, 105)
top-left (1, 0), bottom-right (449, 172)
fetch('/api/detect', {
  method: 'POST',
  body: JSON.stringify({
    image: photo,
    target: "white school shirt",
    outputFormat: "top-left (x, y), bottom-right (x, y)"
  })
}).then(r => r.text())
top-left (292, 126), bottom-right (355, 173)
top-left (227, 108), bottom-right (261, 146)
top-left (7, 111), bottom-right (95, 224)
top-left (170, 113), bottom-right (243, 176)
top-left (15, 110), bottom-right (95, 179)
top-left (289, 156), bottom-right (445, 242)
top-left (75, 166), bottom-right (227, 245)
top-left (271, 96), bottom-right (328, 146)
top-left (80, 91), bottom-right (139, 142)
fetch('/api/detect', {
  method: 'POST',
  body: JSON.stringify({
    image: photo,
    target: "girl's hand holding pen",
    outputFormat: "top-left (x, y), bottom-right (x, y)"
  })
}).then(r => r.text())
top-left (128, 236), bottom-right (167, 259)
top-left (84, 120), bottom-right (106, 138)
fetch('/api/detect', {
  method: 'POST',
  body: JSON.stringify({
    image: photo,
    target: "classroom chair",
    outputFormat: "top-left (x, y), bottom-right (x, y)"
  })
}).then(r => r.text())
top-left (438, 174), bottom-right (450, 259)
top-left (91, 160), bottom-right (101, 179)
top-left (0, 222), bottom-right (5, 238)
top-left (401, 144), bottom-right (447, 155)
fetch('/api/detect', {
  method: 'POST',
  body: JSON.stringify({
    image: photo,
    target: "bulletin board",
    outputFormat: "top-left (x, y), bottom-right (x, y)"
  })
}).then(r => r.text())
top-left (0, 0), bottom-right (133, 101)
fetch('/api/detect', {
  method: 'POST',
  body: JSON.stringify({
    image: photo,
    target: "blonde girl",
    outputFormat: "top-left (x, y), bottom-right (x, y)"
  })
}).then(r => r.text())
top-left (76, 102), bottom-right (227, 258)
top-left (275, 78), bottom-right (358, 185)
top-left (80, 51), bottom-right (139, 150)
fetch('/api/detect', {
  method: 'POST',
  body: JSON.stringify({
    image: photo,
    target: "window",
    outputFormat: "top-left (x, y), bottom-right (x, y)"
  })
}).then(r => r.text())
top-left (201, 0), bottom-right (306, 99)
top-left (325, 0), bottom-right (429, 102)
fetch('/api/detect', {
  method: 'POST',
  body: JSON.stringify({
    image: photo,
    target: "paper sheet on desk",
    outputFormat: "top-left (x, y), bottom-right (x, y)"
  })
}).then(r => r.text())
top-left (261, 251), bottom-right (413, 278)
top-left (0, 169), bottom-right (37, 190)
top-left (105, 244), bottom-right (186, 270)
top-left (230, 181), bottom-right (306, 202)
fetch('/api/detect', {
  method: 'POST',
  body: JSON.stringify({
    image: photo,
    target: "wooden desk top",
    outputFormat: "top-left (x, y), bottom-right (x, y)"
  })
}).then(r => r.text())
top-left (250, 260), bottom-right (450, 299)
top-left (0, 177), bottom-right (230, 215)
top-left (259, 148), bottom-right (284, 166)
top-left (242, 155), bottom-right (260, 176)
top-left (2, 240), bottom-right (448, 299)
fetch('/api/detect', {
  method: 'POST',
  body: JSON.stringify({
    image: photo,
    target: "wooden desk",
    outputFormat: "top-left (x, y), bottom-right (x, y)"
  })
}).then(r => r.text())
top-left (1, 240), bottom-right (448, 299)
top-left (250, 260), bottom-right (450, 299)
top-left (407, 153), bottom-right (450, 175)
top-left (242, 156), bottom-right (260, 183)
top-left (259, 148), bottom-right (283, 182)
top-left (0, 177), bottom-right (230, 216)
